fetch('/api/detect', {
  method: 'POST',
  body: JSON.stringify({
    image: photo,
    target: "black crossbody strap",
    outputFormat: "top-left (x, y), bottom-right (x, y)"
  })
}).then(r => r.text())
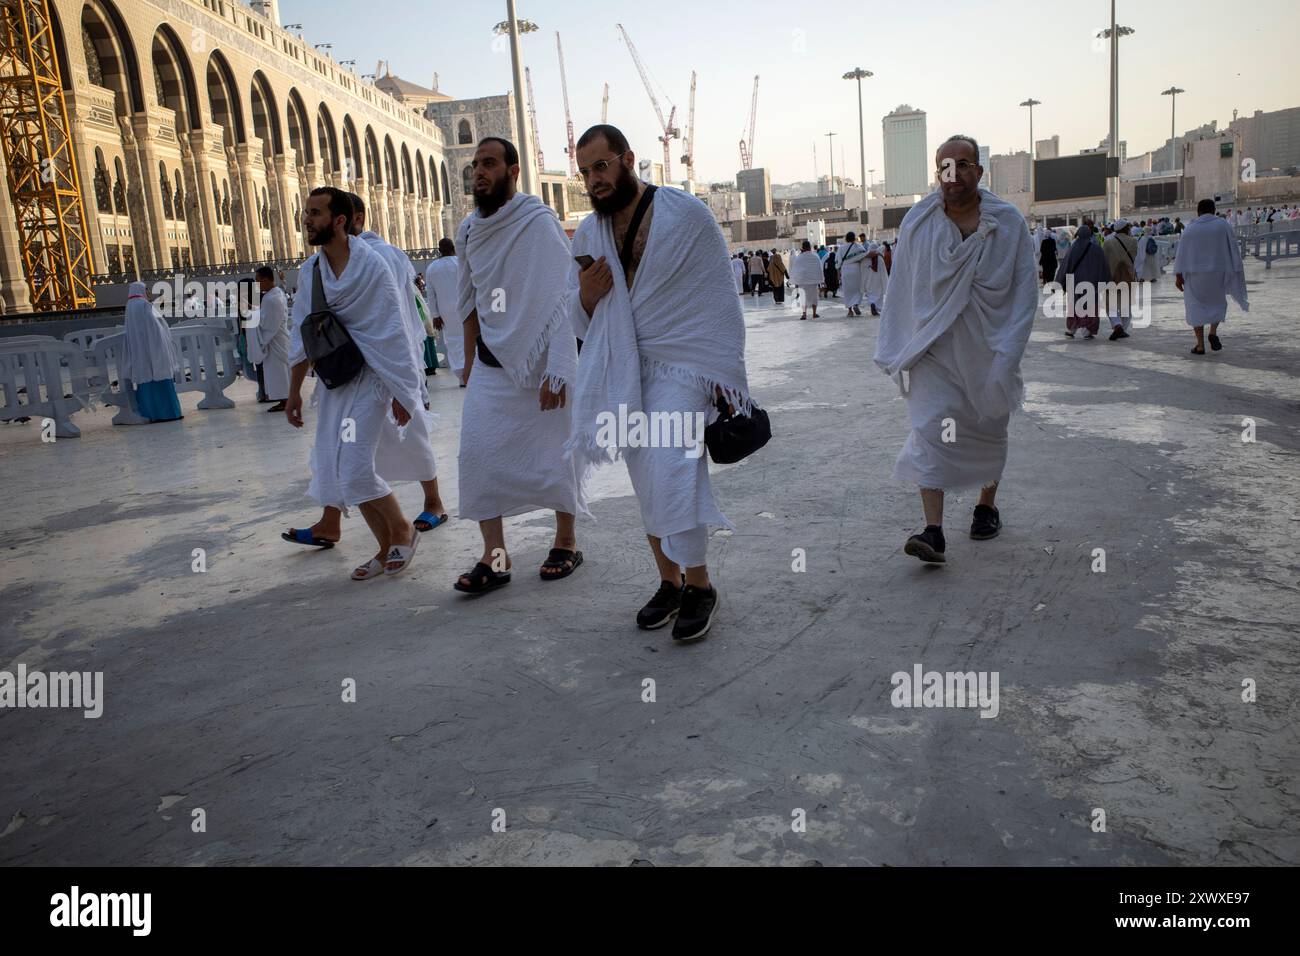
top-left (312, 257), bottom-right (325, 312)
top-left (620, 185), bottom-right (657, 276)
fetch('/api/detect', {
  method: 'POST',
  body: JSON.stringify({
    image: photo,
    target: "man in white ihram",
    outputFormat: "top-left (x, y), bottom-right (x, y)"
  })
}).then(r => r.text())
top-left (568, 124), bottom-right (751, 642)
top-left (248, 266), bottom-right (291, 412)
top-left (1174, 198), bottom-right (1249, 356)
top-left (873, 135), bottom-right (1038, 565)
top-left (283, 186), bottom-right (425, 581)
top-left (424, 237), bottom-right (465, 383)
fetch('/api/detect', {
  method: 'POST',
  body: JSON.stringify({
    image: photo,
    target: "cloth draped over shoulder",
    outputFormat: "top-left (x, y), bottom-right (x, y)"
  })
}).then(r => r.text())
top-left (360, 230), bottom-right (429, 403)
top-left (287, 235), bottom-right (424, 420)
top-left (1056, 226), bottom-right (1110, 288)
top-left (1172, 214), bottom-right (1249, 311)
top-left (566, 186), bottom-right (751, 468)
top-left (790, 250), bottom-right (824, 285)
top-left (121, 281), bottom-right (181, 383)
top-left (455, 192), bottom-right (576, 393)
top-left (873, 189), bottom-right (1039, 421)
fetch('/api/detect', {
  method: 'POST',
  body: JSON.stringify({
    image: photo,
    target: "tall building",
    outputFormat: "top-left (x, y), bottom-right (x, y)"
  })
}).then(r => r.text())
top-left (990, 151), bottom-right (1031, 195)
top-left (978, 145), bottom-right (991, 190)
top-left (882, 104), bottom-right (928, 197)
top-left (1229, 107), bottom-right (1300, 173)
top-left (1149, 121), bottom-right (1217, 172)
top-left (1035, 135), bottom-right (1060, 160)
top-left (737, 167), bottom-right (772, 216)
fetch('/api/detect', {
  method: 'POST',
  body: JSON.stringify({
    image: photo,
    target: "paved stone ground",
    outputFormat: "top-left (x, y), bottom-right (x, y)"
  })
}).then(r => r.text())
top-left (1, 259), bottom-right (1297, 866)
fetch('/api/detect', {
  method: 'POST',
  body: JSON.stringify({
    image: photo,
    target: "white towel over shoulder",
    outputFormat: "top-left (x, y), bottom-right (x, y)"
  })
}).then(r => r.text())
top-left (566, 187), bottom-right (751, 468)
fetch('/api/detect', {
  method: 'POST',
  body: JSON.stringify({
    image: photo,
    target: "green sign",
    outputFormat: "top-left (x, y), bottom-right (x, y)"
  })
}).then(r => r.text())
top-left (1220, 142), bottom-right (1234, 158)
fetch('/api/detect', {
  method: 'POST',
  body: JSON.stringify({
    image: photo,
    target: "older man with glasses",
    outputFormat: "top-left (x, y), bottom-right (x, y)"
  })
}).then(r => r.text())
top-left (873, 134), bottom-right (1039, 565)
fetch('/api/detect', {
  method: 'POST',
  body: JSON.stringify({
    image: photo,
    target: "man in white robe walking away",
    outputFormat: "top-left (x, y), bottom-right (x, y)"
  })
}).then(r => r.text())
top-left (873, 135), bottom-right (1038, 565)
top-left (453, 137), bottom-right (586, 595)
top-left (1174, 199), bottom-right (1249, 355)
top-left (424, 237), bottom-right (465, 384)
top-left (839, 232), bottom-right (867, 316)
top-left (862, 241), bottom-right (889, 317)
top-left (790, 240), bottom-right (824, 320)
top-left (730, 254), bottom-right (745, 295)
top-left (249, 266), bottom-right (290, 411)
top-left (283, 186), bottom-right (425, 580)
top-left (568, 125), bottom-right (750, 642)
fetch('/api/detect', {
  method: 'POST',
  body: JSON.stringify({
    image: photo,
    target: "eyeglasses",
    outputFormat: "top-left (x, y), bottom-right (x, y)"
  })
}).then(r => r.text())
top-left (578, 152), bottom-right (628, 179)
top-left (935, 159), bottom-right (980, 176)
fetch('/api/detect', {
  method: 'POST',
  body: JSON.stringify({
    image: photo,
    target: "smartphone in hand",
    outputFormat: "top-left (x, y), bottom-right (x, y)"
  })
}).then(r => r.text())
top-left (574, 254), bottom-right (595, 270)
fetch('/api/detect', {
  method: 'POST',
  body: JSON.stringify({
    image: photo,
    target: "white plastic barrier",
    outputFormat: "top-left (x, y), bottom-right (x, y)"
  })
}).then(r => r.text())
top-left (0, 337), bottom-right (93, 438)
top-left (170, 323), bottom-right (238, 410)
top-left (62, 326), bottom-right (123, 351)
top-left (88, 332), bottom-right (148, 425)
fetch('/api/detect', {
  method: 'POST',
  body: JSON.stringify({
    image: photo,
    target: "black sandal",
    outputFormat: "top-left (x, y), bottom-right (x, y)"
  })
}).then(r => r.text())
top-left (453, 561), bottom-right (511, 595)
top-left (539, 548), bottom-right (583, 581)
top-left (1191, 346), bottom-right (1205, 355)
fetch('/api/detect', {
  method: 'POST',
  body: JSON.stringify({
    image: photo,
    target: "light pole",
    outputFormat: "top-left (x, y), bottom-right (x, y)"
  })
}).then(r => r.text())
top-left (1162, 86), bottom-right (1185, 176)
top-left (494, 5), bottom-right (538, 195)
top-left (1098, 6), bottom-right (1134, 220)
top-left (1020, 98), bottom-right (1040, 202)
top-left (843, 68), bottom-right (873, 212)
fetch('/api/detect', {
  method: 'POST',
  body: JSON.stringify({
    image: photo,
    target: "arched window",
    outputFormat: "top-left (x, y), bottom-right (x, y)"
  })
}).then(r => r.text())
top-left (462, 164), bottom-right (473, 196)
top-left (174, 170), bottom-right (185, 222)
top-left (260, 186), bottom-right (270, 229)
top-left (221, 179), bottom-right (231, 225)
top-left (93, 148), bottom-right (111, 213)
top-left (159, 161), bottom-right (173, 219)
top-left (457, 118), bottom-right (472, 145)
top-left (112, 157), bottom-right (127, 214)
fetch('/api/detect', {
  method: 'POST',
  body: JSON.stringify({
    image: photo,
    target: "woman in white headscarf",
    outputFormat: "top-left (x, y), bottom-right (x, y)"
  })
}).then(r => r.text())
top-left (121, 280), bottom-right (183, 421)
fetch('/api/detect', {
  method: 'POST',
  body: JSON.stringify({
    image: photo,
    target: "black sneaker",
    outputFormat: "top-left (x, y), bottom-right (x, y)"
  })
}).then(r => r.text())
top-left (637, 579), bottom-right (683, 630)
top-left (970, 504), bottom-right (1001, 540)
top-left (672, 585), bottom-right (719, 642)
top-left (903, 525), bottom-right (946, 563)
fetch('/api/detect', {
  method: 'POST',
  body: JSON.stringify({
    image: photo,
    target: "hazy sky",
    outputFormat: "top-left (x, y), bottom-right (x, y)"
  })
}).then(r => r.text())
top-left (281, 0), bottom-right (1300, 186)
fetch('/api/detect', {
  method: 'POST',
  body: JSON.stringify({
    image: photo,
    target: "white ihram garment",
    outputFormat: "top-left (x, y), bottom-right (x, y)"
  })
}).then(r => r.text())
top-left (247, 286), bottom-right (291, 401)
top-left (1172, 214), bottom-right (1249, 327)
top-left (424, 255), bottom-right (464, 375)
top-left (359, 231), bottom-right (437, 484)
top-left (455, 192), bottom-right (585, 520)
top-left (287, 236), bottom-right (426, 510)
top-left (863, 246), bottom-right (889, 309)
top-left (873, 189), bottom-right (1038, 491)
top-left (567, 187), bottom-right (750, 568)
top-left (840, 242), bottom-right (866, 309)
top-left (789, 250), bottom-right (824, 307)
top-left (731, 258), bottom-right (744, 293)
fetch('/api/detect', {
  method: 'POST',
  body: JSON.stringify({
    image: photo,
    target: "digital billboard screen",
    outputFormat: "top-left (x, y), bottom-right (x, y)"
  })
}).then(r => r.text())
top-left (1034, 154), bottom-right (1108, 202)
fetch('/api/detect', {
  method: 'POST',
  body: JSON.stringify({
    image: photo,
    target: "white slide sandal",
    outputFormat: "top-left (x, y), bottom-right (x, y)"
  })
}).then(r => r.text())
top-left (384, 532), bottom-right (420, 577)
top-left (351, 558), bottom-right (384, 581)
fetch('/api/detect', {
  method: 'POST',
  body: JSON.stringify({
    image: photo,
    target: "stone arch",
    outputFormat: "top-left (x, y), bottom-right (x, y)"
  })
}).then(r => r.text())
top-left (462, 163), bottom-right (473, 195)
top-left (415, 150), bottom-right (427, 198)
top-left (205, 50), bottom-right (245, 145)
top-left (457, 118), bottom-right (472, 145)
top-left (429, 156), bottom-right (438, 202)
top-left (249, 71), bottom-right (283, 155)
top-left (151, 25), bottom-right (201, 130)
top-left (341, 115), bottom-right (361, 184)
top-left (316, 103), bottom-right (339, 177)
top-left (440, 161), bottom-right (450, 204)
top-left (400, 143), bottom-right (414, 194)
top-left (363, 125), bottom-right (381, 184)
top-left (285, 88), bottom-right (313, 167)
top-left (382, 135), bottom-right (398, 188)
top-left (80, 0), bottom-right (145, 115)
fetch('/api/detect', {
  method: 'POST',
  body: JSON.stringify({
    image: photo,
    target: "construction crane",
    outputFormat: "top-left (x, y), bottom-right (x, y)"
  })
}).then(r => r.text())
top-left (0, 0), bottom-right (96, 310)
top-left (616, 23), bottom-right (678, 182)
top-left (555, 32), bottom-right (577, 178)
top-left (601, 83), bottom-right (609, 124)
top-left (524, 65), bottom-right (543, 172)
top-left (738, 74), bottom-right (759, 169)
top-left (680, 71), bottom-right (696, 183)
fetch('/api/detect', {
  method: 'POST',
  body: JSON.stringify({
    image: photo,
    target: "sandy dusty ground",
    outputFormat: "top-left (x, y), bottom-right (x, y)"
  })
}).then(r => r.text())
top-left (1, 259), bottom-right (1297, 865)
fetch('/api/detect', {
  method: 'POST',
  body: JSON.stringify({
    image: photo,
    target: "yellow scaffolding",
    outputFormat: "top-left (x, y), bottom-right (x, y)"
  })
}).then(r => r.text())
top-left (0, 0), bottom-right (96, 311)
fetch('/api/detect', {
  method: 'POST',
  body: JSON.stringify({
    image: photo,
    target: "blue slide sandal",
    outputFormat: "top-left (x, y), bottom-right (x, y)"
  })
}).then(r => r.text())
top-left (414, 511), bottom-right (449, 533)
top-left (281, 527), bottom-right (336, 549)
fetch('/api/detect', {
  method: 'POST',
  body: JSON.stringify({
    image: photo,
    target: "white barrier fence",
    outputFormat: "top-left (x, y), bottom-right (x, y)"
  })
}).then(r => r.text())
top-left (0, 323), bottom-right (240, 437)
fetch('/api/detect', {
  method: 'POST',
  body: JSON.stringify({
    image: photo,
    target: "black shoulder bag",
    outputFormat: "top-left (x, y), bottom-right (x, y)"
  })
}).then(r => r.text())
top-left (301, 258), bottom-right (365, 389)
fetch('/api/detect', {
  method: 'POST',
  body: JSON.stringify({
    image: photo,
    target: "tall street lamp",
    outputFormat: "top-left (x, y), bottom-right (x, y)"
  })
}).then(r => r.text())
top-left (825, 132), bottom-right (837, 193)
top-left (1099, 4), bottom-right (1135, 220)
top-left (1020, 98), bottom-right (1040, 202)
top-left (494, 5), bottom-right (539, 195)
top-left (843, 68), bottom-right (873, 212)
top-left (1161, 86), bottom-right (1185, 176)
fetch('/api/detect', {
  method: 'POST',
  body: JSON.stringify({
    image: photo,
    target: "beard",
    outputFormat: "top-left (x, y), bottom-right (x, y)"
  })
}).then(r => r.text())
top-left (589, 163), bottom-right (640, 217)
top-left (473, 175), bottom-right (511, 215)
top-left (306, 220), bottom-right (335, 246)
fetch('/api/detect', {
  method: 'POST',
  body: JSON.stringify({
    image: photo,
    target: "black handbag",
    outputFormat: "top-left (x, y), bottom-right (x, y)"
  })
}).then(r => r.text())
top-left (705, 392), bottom-right (771, 464)
top-left (301, 258), bottom-right (365, 389)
